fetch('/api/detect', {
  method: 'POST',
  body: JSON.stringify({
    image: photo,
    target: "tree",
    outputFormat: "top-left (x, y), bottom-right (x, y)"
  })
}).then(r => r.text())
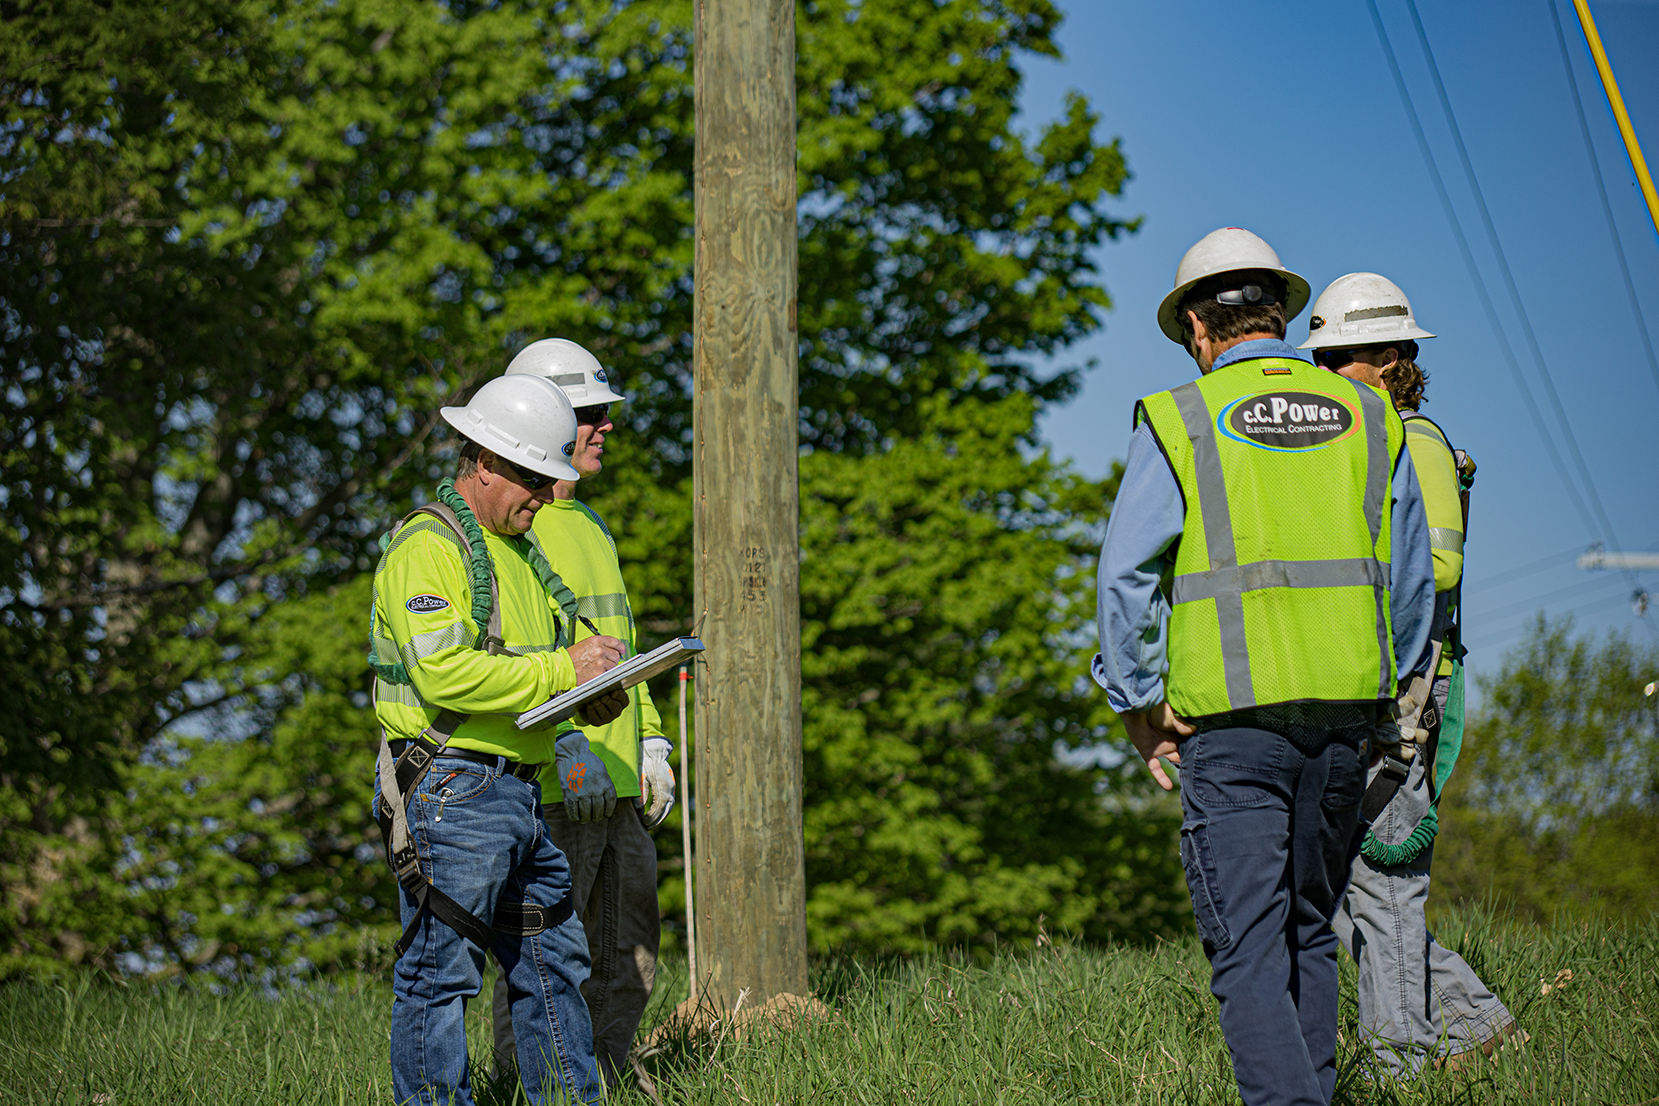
top-left (795, 394), bottom-right (1184, 952)
top-left (1433, 616), bottom-right (1659, 924)
top-left (1, 0), bottom-right (1162, 976)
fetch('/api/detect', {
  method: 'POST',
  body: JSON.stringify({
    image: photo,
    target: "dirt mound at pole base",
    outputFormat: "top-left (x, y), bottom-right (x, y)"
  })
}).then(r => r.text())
top-left (641, 991), bottom-right (833, 1049)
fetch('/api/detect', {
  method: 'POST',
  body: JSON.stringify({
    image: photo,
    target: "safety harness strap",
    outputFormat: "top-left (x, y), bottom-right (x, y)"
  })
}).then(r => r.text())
top-left (373, 496), bottom-right (573, 957)
top-left (378, 730), bottom-right (572, 956)
top-left (1359, 637), bottom-right (1443, 828)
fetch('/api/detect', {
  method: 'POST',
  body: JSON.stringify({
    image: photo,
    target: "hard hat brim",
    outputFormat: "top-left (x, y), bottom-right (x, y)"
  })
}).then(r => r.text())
top-left (440, 406), bottom-right (583, 482)
top-left (1157, 270), bottom-right (1313, 344)
top-left (1298, 324), bottom-right (1437, 350)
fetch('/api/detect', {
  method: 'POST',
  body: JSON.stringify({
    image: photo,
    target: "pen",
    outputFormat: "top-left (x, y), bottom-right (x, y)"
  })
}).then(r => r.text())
top-left (578, 614), bottom-right (628, 659)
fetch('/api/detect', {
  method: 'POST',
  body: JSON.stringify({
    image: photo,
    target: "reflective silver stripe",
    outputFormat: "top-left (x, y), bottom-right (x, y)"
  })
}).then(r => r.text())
top-left (577, 592), bottom-right (631, 620)
top-left (1171, 382), bottom-right (1254, 709)
top-left (1347, 378), bottom-right (1393, 699)
top-left (387, 516), bottom-right (466, 558)
top-left (1429, 527), bottom-right (1464, 554)
top-left (1171, 558), bottom-right (1390, 605)
top-left (1404, 420), bottom-right (1447, 442)
top-left (504, 642), bottom-right (562, 655)
top-left (400, 621), bottom-right (475, 670)
top-left (375, 679), bottom-right (428, 709)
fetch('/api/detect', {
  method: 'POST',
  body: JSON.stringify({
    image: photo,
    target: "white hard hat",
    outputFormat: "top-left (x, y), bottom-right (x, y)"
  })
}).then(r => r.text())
top-left (505, 338), bottom-right (625, 406)
top-left (441, 374), bottom-right (581, 481)
top-left (1299, 272), bottom-right (1436, 349)
top-left (1156, 227), bottom-right (1311, 344)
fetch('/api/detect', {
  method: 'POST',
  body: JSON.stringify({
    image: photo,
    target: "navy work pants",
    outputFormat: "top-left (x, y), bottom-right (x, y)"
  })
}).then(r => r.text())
top-left (1178, 719), bottom-right (1369, 1106)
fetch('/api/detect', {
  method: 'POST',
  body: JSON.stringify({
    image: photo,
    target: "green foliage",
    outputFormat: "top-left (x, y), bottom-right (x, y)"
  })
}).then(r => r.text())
top-left (5, 911), bottom-right (1657, 1104)
top-left (797, 394), bottom-right (1182, 952)
top-left (1, 0), bottom-right (1152, 976)
top-left (1433, 616), bottom-right (1659, 925)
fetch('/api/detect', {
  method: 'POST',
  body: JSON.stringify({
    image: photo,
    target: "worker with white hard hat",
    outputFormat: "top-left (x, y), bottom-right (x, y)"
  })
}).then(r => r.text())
top-left (368, 372), bottom-right (633, 1105)
top-left (488, 339), bottom-right (673, 1088)
top-left (1307, 274), bottom-right (1520, 1073)
top-left (1092, 229), bottom-right (1436, 1106)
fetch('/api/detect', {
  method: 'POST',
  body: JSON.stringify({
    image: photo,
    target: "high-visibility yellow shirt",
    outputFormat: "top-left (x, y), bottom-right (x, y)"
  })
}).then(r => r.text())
top-left (371, 514), bottom-right (577, 763)
top-left (1401, 413), bottom-right (1464, 593)
top-left (531, 497), bottom-right (664, 798)
top-left (1402, 412), bottom-right (1464, 676)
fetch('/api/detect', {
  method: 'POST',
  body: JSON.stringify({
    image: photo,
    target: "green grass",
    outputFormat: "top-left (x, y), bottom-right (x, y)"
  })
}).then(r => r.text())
top-left (3, 907), bottom-right (1655, 1105)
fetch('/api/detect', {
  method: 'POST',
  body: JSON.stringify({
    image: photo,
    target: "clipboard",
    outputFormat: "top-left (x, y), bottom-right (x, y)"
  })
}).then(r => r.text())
top-left (516, 636), bottom-right (704, 729)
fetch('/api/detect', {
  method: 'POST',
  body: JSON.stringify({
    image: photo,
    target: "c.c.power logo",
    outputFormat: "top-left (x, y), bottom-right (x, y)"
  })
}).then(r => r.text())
top-left (406, 594), bottom-right (451, 614)
top-left (1218, 391), bottom-right (1359, 452)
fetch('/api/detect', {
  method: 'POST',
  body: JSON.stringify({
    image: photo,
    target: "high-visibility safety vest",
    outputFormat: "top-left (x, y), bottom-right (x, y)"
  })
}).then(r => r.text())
top-left (370, 506), bottom-right (577, 764)
top-left (1135, 356), bottom-right (1407, 717)
top-left (530, 497), bottom-right (664, 799)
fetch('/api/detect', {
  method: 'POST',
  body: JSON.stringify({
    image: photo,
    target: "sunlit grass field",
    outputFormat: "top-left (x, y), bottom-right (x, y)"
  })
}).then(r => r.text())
top-left (4, 907), bottom-right (1654, 1105)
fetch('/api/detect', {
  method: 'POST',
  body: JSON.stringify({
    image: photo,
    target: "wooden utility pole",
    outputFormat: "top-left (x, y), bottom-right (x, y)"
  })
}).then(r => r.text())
top-left (691, 0), bottom-right (808, 1008)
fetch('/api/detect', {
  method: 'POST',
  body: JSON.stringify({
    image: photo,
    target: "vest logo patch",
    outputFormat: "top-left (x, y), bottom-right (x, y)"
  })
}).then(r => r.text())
top-left (1219, 391), bottom-right (1358, 452)
top-left (407, 594), bottom-right (451, 614)
top-left (1261, 366), bottom-right (1292, 375)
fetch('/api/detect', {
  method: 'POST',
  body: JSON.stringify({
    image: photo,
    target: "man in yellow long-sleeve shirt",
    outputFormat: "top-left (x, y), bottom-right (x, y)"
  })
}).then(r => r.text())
top-left (1304, 273), bottom-right (1517, 1074)
top-left (370, 373), bottom-right (630, 1106)
top-left (489, 339), bottom-right (673, 1087)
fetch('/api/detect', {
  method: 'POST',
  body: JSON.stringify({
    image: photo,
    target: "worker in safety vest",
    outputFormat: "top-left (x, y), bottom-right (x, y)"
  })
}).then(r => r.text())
top-left (1305, 273), bottom-right (1519, 1072)
top-left (369, 373), bottom-right (631, 1106)
top-left (489, 339), bottom-right (675, 1087)
top-left (1092, 229), bottom-right (1436, 1106)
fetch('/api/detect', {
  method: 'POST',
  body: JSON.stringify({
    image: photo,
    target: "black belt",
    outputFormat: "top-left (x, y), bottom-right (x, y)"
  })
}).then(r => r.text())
top-left (388, 740), bottom-right (544, 784)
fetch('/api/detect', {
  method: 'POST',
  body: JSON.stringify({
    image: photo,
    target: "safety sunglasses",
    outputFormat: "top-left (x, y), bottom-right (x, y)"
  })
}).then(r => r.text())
top-left (1313, 348), bottom-right (1357, 371)
top-left (574, 403), bottom-right (611, 426)
top-left (501, 457), bottom-right (556, 491)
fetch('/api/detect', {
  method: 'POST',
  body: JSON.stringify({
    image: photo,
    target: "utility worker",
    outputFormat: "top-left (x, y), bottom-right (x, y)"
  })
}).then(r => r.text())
top-left (369, 373), bottom-right (631, 1106)
top-left (1093, 228), bottom-right (1436, 1106)
top-left (1305, 273), bottom-right (1519, 1072)
top-left (490, 339), bottom-right (676, 1086)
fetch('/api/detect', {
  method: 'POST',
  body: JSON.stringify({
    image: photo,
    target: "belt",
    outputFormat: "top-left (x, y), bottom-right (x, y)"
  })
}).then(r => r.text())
top-left (388, 740), bottom-right (544, 783)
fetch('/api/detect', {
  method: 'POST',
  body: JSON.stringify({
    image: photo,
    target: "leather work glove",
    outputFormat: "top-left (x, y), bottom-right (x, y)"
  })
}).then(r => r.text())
top-left (555, 732), bottom-right (617, 823)
top-left (637, 737), bottom-right (675, 830)
top-left (1390, 670), bottom-right (1434, 745)
top-left (579, 685), bottom-right (629, 727)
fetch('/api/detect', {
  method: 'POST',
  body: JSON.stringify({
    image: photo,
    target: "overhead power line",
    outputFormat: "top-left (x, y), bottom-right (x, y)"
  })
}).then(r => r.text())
top-left (1461, 543), bottom-right (1583, 595)
top-left (1364, 0), bottom-right (1597, 539)
top-left (1468, 570), bottom-right (1625, 625)
top-left (1400, 0), bottom-right (1635, 573)
top-left (1463, 587), bottom-right (1636, 653)
top-left (1548, 0), bottom-right (1659, 401)
top-left (1569, 0), bottom-right (1659, 240)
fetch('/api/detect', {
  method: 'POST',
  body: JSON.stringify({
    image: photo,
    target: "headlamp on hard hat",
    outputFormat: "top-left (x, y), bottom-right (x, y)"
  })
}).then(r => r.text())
top-left (1215, 283), bottom-right (1278, 307)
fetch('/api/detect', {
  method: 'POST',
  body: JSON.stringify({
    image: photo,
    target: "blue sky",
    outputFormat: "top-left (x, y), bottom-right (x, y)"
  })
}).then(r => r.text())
top-left (1018, 0), bottom-right (1659, 690)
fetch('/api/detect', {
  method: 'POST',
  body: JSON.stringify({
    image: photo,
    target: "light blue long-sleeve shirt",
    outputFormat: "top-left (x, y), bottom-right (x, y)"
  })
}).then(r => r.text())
top-left (1091, 338), bottom-right (1437, 714)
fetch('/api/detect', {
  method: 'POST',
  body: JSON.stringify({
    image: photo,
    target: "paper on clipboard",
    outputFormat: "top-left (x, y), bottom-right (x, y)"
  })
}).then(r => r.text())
top-left (516, 636), bottom-right (704, 730)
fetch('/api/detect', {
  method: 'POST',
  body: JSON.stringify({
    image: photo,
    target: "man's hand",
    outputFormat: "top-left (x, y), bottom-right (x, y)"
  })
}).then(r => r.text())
top-left (567, 634), bottom-right (626, 685)
top-left (1121, 702), bottom-right (1197, 792)
top-left (554, 732), bottom-right (617, 823)
top-left (578, 686), bottom-right (629, 727)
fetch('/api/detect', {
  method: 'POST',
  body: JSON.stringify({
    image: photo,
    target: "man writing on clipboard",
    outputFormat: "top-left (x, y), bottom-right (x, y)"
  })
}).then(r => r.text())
top-left (492, 340), bottom-right (677, 1089)
top-left (369, 373), bottom-right (627, 1105)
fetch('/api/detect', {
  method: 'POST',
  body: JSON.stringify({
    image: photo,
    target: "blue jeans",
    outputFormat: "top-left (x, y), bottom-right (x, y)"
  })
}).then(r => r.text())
top-left (378, 755), bottom-right (602, 1105)
top-left (1178, 713), bottom-right (1370, 1106)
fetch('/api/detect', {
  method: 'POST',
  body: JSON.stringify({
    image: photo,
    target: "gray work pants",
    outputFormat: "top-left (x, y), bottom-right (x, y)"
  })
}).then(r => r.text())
top-left (1333, 678), bottom-right (1514, 1073)
top-left (494, 800), bottom-right (660, 1086)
